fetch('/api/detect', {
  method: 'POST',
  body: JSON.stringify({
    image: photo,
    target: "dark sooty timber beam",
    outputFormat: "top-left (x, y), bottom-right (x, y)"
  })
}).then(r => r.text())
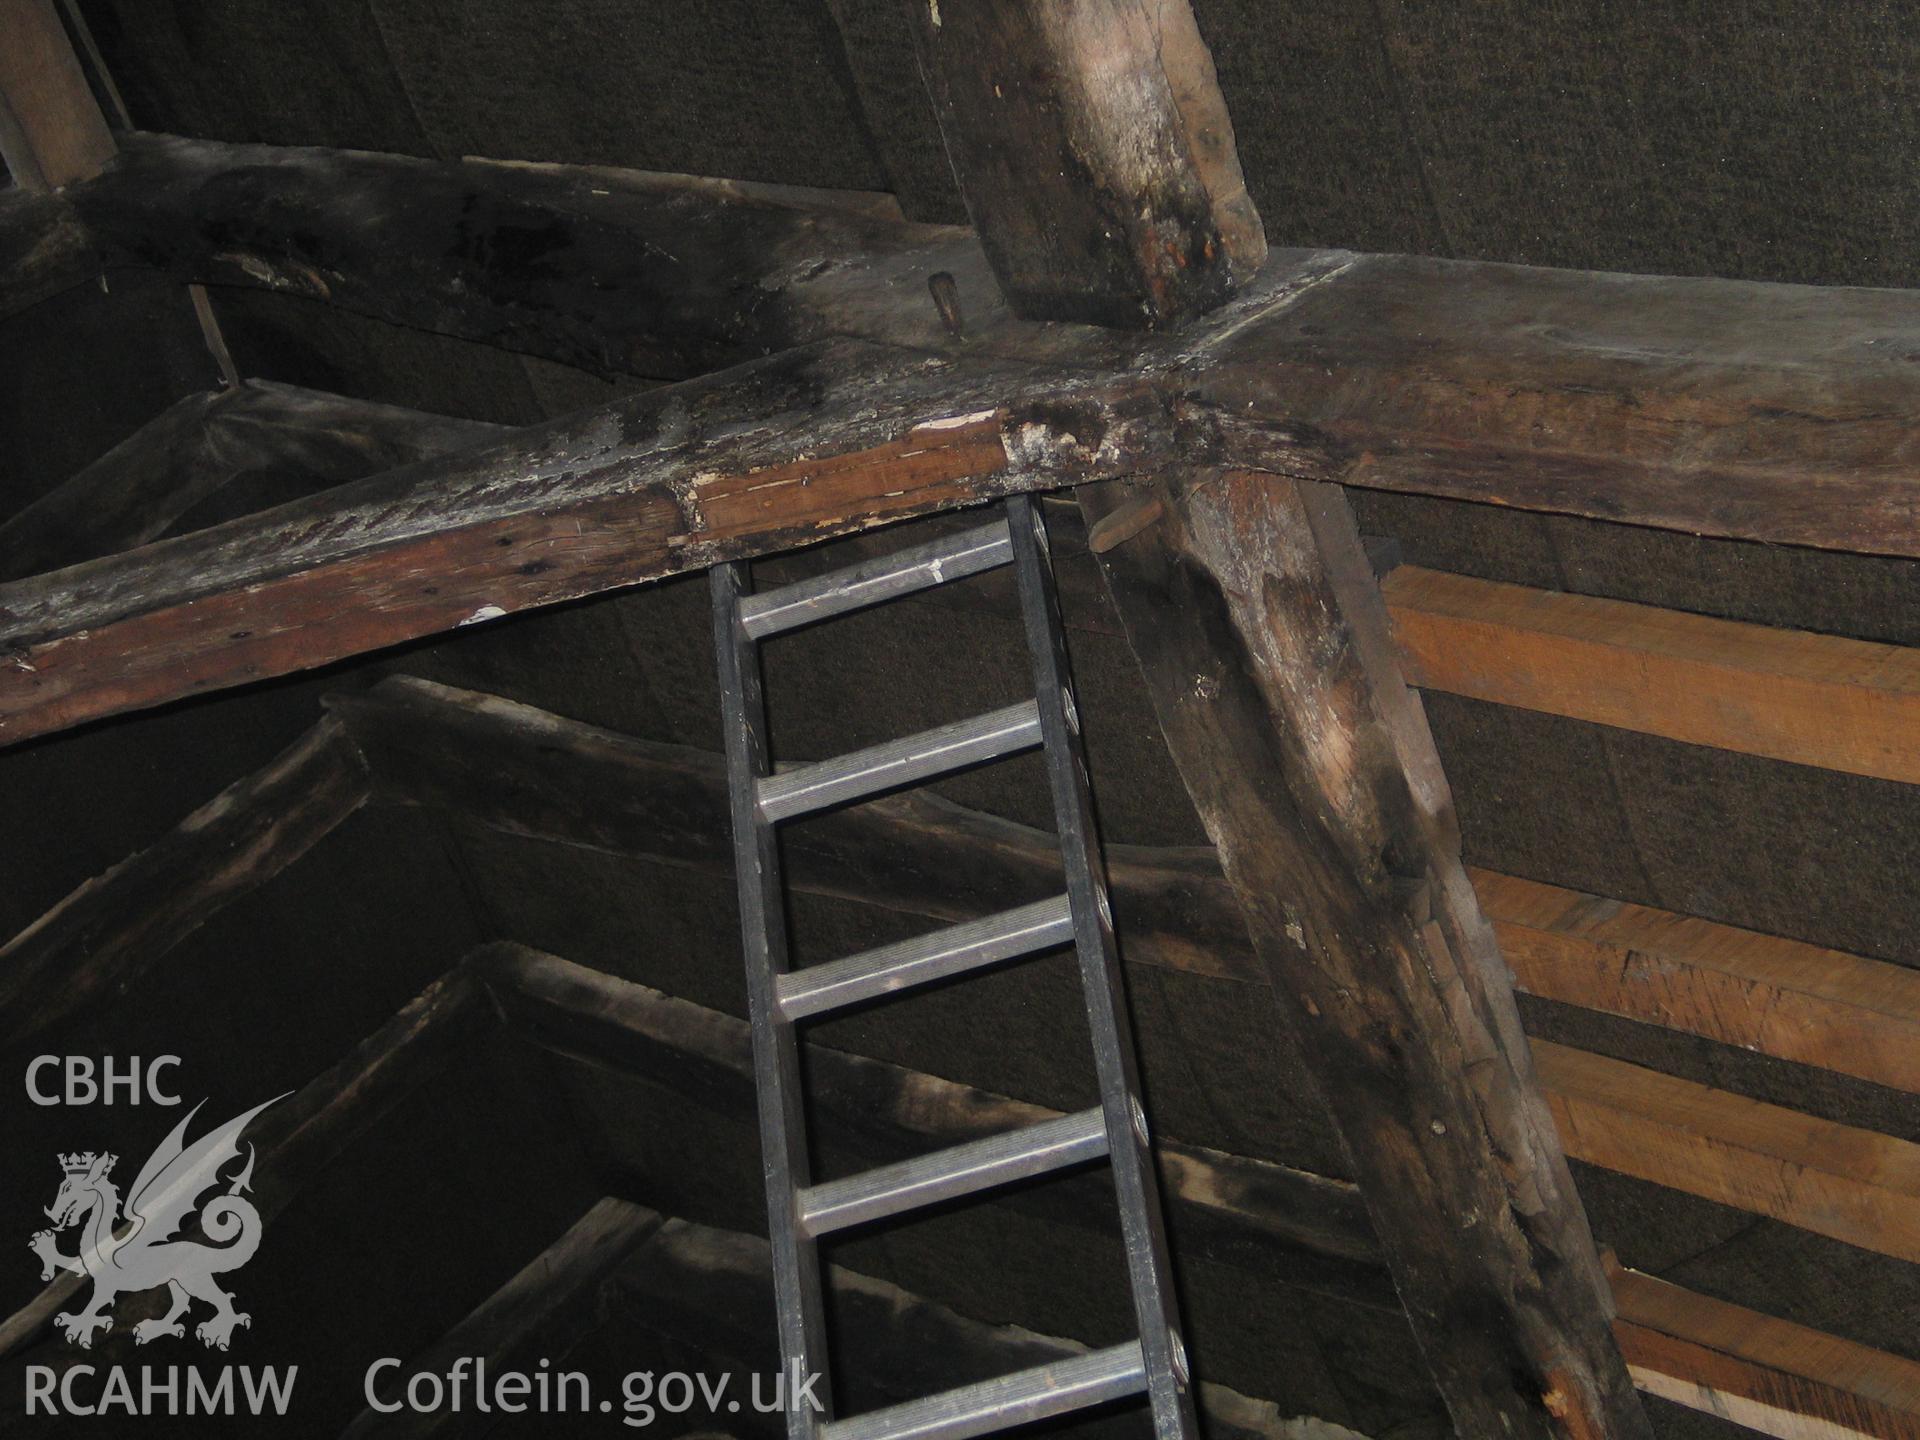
top-left (31, 135), bottom-right (1920, 558)
top-left (0, 339), bottom-right (1174, 747)
top-left (1086, 474), bottom-right (1650, 1440)
top-left (0, 380), bottom-right (504, 582)
top-left (16, 225), bottom-right (1920, 747)
top-left (60, 132), bottom-right (1012, 378)
top-left (900, 0), bottom-right (1265, 327)
top-left (0, 185), bottom-right (103, 313)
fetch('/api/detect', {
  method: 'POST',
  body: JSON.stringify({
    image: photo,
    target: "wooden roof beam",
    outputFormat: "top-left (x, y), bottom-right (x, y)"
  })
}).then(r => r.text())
top-left (0, 339), bottom-right (1174, 747)
top-left (6, 133), bottom-right (1916, 556)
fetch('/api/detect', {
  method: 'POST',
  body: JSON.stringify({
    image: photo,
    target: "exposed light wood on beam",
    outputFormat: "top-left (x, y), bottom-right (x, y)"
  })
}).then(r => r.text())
top-left (0, 340), bottom-right (1170, 747)
top-left (0, 967), bottom-right (486, 1361)
top-left (1386, 566), bottom-right (1920, 783)
top-left (0, 714), bottom-right (370, 1053)
top-left (1535, 1040), bottom-right (1920, 1265)
top-left (1482, 870), bottom-right (1920, 1097)
top-left (0, 0), bottom-right (115, 191)
top-left (1087, 474), bottom-right (1648, 1439)
top-left (1610, 1260), bottom-right (1920, 1440)
top-left (0, 381), bottom-right (502, 582)
top-left (470, 943), bottom-right (1391, 1309)
top-left (901, 0), bottom-right (1264, 327)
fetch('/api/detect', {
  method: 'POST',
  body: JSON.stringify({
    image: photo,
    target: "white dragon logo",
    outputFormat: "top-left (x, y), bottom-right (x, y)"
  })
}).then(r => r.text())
top-left (28, 1095), bottom-right (285, 1350)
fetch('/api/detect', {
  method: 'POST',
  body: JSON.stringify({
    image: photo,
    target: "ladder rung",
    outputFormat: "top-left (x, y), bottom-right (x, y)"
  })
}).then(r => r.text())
top-left (776, 895), bottom-right (1074, 1021)
top-left (740, 521), bottom-right (1013, 639)
top-left (757, 701), bottom-right (1041, 823)
top-left (822, 1340), bottom-right (1148, 1440)
top-left (797, 1107), bottom-right (1108, 1237)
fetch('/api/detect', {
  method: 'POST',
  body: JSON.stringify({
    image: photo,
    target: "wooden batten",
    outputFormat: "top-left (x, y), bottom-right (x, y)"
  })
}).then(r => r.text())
top-left (1536, 1041), bottom-right (1920, 1264)
top-left (1483, 870), bottom-right (1920, 1097)
top-left (1611, 1261), bottom-right (1920, 1440)
top-left (1386, 565), bottom-right (1920, 783)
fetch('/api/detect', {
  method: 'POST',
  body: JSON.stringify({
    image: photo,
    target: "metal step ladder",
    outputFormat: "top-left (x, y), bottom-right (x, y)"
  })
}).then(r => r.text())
top-left (710, 496), bottom-right (1197, 1440)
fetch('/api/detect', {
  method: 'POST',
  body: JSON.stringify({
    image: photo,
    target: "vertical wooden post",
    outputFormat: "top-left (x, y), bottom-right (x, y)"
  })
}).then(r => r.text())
top-left (902, 0), bottom-right (1266, 327)
top-left (0, 0), bottom-right (114, 190)
top-left (1085, 472), bottom-right (1651, 1440)
top-left (0, 0), bottom-right (237, 383)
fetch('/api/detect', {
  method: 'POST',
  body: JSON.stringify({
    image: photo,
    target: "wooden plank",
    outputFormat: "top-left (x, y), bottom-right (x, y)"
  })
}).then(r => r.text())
top-left (0, 339), bottom-right (1172, 748)
top-left (0, 382), bottom-right (502, 581)
top-left (1535, 1040), bottom-right (1920, 1264)
top-left (901, 0), bottom-right (1264, 327)
top-left (0, 967), bottom-right (487, 1361)
top-left (0, 0), bottom-right (114, 191)
top-left (1386, 565), bottom-right (1920, 782)
top-left (1085, 473), bottom-right (1648, 1440)
top-left (0, 714), bottom-right (370, 1052)
top-left (1481, 870), bottom-right (1920, 1097)
top-left (1610, 1261), bottom-right (1920, 1440)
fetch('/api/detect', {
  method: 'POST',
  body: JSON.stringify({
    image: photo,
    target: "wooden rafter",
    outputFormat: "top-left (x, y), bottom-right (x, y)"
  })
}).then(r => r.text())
top-left (0, 967), bottom-right (486, 1362)
top-left (1085, 473), bottom-right (1648, 1439)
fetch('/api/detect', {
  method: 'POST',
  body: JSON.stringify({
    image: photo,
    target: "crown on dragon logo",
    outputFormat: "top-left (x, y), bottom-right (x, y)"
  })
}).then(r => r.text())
top-left (58, 1153), bottom-right (112, 1176)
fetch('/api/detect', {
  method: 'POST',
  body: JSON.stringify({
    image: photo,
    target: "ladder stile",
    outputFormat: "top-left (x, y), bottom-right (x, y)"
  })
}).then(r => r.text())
top-left (710, 561), bottom-right (833, 1440)
top-left (1005, 494), bottom-right (1199, 1440)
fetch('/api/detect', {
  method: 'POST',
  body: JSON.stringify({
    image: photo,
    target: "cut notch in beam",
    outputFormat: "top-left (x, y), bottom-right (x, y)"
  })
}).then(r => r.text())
top-left (757, 700), bottom-right (1043, 823)
top-left (821, 1339), bottom-right (1148, 1440)
top-left (776, 894), bottom-right (1074, 1021)
top-left (741, 519), bottom-right (1014, 639)
top-left (796, 1107), bottom-right (1109, 1237)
